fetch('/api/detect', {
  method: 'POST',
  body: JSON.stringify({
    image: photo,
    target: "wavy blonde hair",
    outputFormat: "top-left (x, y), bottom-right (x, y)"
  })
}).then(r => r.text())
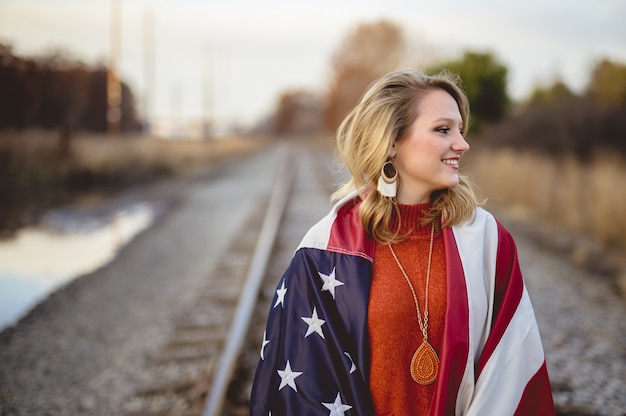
top-left (332, 68), bottom-right (480, 244)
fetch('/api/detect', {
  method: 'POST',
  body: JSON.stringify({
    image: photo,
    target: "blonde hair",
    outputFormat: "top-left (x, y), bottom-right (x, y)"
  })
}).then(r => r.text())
top-left (332, 68), bottom-right (480, 244)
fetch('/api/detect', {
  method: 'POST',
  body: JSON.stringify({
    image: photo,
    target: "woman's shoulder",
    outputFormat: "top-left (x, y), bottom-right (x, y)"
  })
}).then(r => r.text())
top-left (453, 206), bottom-right (516, 246)
top-left (297, 191), bottom-right (374, 260)
top-left (453, 205), bottom-right (495, 230)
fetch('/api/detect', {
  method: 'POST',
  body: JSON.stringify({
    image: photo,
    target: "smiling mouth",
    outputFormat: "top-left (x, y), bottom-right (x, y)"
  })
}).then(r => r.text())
top-left (442, 159), bottom-right (459, 167)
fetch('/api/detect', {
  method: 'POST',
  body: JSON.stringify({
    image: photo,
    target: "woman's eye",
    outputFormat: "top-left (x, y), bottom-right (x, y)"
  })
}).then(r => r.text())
top-left (435, 127), bottom-right (450, 134)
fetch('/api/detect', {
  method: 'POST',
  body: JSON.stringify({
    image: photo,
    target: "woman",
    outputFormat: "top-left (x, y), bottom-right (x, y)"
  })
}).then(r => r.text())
top-left (250, 69), bottom-right (555, 415)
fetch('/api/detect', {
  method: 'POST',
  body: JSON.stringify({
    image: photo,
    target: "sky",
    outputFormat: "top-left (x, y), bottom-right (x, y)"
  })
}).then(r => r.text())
top-left (0, 0), bottom-right (625, 134)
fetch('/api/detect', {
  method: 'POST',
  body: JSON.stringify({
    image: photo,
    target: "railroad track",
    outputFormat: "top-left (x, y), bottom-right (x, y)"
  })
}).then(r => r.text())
top-left (120, 142), bottom-right (336, 416)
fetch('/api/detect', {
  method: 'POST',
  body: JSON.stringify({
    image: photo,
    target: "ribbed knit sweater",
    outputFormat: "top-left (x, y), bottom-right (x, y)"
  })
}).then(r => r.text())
top-left (368, 203), bottom-right (447, 416)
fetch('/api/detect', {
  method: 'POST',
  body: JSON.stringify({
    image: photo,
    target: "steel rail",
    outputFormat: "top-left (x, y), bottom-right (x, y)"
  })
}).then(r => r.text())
top-left (202, 146), bottom-right (293, 416)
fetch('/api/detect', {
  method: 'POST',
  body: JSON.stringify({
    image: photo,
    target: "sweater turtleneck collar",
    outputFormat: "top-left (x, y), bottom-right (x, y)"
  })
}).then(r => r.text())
top-left (394, 202), bottom-right (432, 236)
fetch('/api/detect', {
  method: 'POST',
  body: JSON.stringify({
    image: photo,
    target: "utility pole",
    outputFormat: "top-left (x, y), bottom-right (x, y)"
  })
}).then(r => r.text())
top-left (143, 8), bottom-right (155, 135)
top-left (202, 43), bottom-right (212, 140)
top-left (107, 0), bottom-right (122, 135)
top-left (170, 84), bottom-right (182, 138)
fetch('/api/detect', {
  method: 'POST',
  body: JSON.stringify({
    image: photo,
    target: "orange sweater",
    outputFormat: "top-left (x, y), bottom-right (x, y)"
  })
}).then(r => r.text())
top-left (368, 203), bottom-right (447, 416)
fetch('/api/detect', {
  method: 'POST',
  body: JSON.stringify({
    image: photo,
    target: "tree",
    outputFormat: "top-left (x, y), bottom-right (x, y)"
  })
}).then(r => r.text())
top-left (324, 20), bottom-right (405, 131)
top-left (528, 80), bottom-right (575, 106)
top-left (273, 90), bottom-right (322, 136)
top-left (430, 51), bottom-right (509, 132)
top-left (586, 58), bottom-right (626, 106)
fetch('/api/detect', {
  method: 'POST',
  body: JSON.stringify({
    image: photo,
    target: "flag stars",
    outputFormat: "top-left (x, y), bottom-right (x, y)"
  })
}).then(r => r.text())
top-left (318, 267), bottom-right (344, 300)
top-left (322, 392), bottom-right (352, 416)
top-left (301, 307), bottom-right (326, 339)
top-left (274, 280), bottom-right (287, 308)
top-left (343, 352), bottom-right (357, 374)
top-left (277, 360), bottom-right (303, 392)
top-left (260, 331), bottom-right (270, 360)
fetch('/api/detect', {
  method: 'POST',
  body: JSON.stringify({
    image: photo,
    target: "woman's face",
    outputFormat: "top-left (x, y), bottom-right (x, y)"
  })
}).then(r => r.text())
top-left (390, 89), bottom-right (470, 205)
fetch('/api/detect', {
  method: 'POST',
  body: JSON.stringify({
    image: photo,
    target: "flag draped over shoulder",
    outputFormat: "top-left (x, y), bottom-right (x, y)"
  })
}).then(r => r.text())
top-left (250, 193), bottom-right (555, 416)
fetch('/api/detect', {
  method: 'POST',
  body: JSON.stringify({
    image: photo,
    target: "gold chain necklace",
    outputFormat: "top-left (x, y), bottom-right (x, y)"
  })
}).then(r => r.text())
top-left (388, 222), bottom-right (439, 385)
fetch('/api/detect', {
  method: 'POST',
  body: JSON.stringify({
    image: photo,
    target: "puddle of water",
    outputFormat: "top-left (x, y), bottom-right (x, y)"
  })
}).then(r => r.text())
top-left (0, 202), bottom-right (157, 331)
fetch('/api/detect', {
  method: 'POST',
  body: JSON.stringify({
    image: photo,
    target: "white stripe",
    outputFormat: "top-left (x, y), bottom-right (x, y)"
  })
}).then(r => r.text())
top-left (452, 208), bottom-right (545, 414)
top-left (465, 287), bottom-right (545, 415)
top-left (452, 208), bottom-right (498, 415)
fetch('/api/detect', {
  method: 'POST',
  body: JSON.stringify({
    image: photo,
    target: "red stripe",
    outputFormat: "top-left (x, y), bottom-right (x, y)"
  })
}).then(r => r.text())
top-left (475, 221), bottom-right (524, 378)
top-left (327, 197), bottom-right (376, 260)
top-left (431, 227), bottom-right (470, 415)
top-left (514, 362), bottom-right (556, 415)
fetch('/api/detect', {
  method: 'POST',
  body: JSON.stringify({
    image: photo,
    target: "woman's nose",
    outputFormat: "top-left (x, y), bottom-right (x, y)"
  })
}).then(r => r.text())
top-left (453, 133), bottom-right (470, 153)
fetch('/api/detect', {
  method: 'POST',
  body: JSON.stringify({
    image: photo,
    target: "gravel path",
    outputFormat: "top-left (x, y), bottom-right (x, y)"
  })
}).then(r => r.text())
top-left (516, 232), bottom-right (626, 415)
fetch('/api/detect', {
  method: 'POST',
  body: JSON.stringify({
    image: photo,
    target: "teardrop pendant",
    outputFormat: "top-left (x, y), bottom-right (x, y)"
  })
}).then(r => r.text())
top-left (410, 340), bottom-right (439, 385)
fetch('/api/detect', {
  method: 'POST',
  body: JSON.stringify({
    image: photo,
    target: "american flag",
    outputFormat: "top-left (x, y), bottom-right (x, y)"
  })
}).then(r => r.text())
top-left (250, 246), bottom-right (376, 415)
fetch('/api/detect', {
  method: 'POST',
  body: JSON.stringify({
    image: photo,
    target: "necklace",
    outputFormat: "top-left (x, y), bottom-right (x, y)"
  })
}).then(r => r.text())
top-left (388, 222), bottom-right (439, 385)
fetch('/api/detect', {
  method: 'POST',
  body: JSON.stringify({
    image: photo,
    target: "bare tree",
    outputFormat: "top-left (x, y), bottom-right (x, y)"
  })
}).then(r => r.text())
top-left (324, 20), bottom-right (405, 131)
top-left (273, 90), bottom-right (322, 136)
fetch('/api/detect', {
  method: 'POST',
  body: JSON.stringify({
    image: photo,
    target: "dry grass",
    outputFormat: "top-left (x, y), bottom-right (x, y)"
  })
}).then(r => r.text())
top-left (0, 129), bottom-right (270, 236)
top-left (0, 129), bottom-right (269, 184)
top-left (468, 147), bottom-right (626, 249)
top-left (71, 134), bottom-right (267, 176)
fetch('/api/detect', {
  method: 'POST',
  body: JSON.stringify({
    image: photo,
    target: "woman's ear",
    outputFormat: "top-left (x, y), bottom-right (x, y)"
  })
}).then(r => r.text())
top-left (388, 143), bottom-right (397, 159)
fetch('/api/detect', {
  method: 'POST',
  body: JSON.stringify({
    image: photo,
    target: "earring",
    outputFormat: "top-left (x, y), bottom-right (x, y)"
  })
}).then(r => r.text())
top-left (377, 160), bottom-right (397, 198)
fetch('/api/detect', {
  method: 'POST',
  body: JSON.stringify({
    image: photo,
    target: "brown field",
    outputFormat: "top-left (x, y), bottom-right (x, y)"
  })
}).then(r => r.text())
top-left (469, 147), bottom-right (626, 251)
top-left (0, 129), bottom-right (269, 236)
top-left (0, 129), bottom-right (269, 182)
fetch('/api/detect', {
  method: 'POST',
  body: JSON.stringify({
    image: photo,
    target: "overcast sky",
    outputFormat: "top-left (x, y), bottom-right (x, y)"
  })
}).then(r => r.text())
top-left (0, 0), bottom-right (625, 130)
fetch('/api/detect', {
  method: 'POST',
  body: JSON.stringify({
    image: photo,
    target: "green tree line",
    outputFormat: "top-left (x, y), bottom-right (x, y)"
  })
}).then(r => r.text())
top-left (483, 58), bottom-right (626, 159)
